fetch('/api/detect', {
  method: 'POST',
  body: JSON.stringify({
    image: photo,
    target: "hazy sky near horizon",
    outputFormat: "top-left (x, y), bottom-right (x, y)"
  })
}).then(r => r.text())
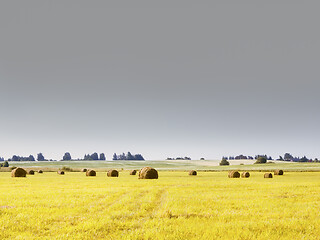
top-left (0, 1), bottom-right (319, 160)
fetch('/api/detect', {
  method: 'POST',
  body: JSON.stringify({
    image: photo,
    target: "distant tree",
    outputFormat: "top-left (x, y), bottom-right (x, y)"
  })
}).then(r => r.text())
top-left (235, 155), bottom-right (247, 160)
top-left (3, 161), bottom-right (9, 167)
top-left (113, 152), bottom-right (145, 161)
top-left (134, 154), bottom-right (145, 160)
top-left (126, 152), bottom-right (134, 160)
top-left (299, 156), bottom-right (309, 162)
top-left (219, 158), bottom-right (230, 166)
top-left (255, 154), bottom-right (268, 160)
top-left (63, 152), bottom-right (72, 161)
top-left (28, 155), bottom-right (35, 161)
top-left (90, 152), bottom-right (99, 160)
top-left (99, 153), bottom-right (106, 160)
top-left (255, 156), bottom-right (267, 164)
top-left (37, 153), bottom-right (45, 161)
top-left (284, 153), bottom-right (293, 161)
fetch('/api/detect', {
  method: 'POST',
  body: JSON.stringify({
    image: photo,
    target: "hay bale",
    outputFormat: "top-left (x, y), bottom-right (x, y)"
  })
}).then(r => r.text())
top-left (86, 169), bottom-right (96, 176)
top-left (38, 170), bottom-right (43, 173)
top-left (107, 169), bottom-right (119, 177)
top-left (27, 170), bottom-right (35, 175)
top-left (139, 167), bottom-right (158, 179)
top-left (189, 170), bottom-right (197, 176)
top-left (264, 173), bottom-right (273, 178)
top-left (241, 172), bottom-right (250, 178)
top-left (58, 170), bottom-right (65, 175)
top-left (274, 169), bottom-right (284, 175)
top-left (11, 168), bottom-right (27, 177)
top-left (228, 171), bottom-right (240, 178)
top-left (130, 170), bottom-right (137, 175)
top-left (81, 168), bottom-right (87, 172)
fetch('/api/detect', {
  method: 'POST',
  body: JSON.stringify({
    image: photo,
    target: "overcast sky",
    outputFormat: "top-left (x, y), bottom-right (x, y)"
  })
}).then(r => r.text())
top-left (0, 1), bottom-right (319, 160)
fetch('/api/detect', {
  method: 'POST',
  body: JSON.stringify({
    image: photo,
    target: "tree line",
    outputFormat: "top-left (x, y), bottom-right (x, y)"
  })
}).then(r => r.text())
top-left (277, 153), bottom-right (317, 162)
top-left (112, 152), bottom-right (145, 161)
top-left (1, 152), bottom-right (145, 161)
top-left (166, 157), bottom-right (191, 160)
top-left (83, 153), bottom-right (106, 161)
top-left (5, 153), bottom-right (46, 161)
top-left (222, 154), bottom-right (273, 160)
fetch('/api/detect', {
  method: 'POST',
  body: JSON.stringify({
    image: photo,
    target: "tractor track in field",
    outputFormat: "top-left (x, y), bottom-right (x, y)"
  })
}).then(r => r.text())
top-left (123, 187), bottom-right (169, 231)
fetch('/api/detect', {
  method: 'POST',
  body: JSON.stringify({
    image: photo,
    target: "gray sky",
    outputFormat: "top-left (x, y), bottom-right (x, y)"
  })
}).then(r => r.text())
top-left (0, 1), bottom-right (319, 160)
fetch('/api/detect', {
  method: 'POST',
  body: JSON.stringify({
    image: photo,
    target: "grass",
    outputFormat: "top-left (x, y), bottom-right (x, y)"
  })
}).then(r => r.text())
top-left (4, 160), bottom-right (320, 171)
top-left (1, 171), bottom-right (320, 239)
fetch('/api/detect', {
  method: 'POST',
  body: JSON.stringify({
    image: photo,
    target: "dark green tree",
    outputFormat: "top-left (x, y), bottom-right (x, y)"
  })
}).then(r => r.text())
top-left (37, 153), bottom-right (45, 161)
top-left (219, 158), bottom-right (230, 166)
top-left (255, 156), bottom-right (267, 164)
top-left (90, 152), bottom-right (99, 160)
top-left (299, 156), bottom-right (309, 162)
top-left (284, 153), bottom-right (293, 161)
top-left (126, 152), bottom-right (134, 160)
top-left (99, 153), bottom-right (106, 160)
top-left (63, 152), bottom-right (72, 161)
top-left (134, 154), bottom-right (145, 160)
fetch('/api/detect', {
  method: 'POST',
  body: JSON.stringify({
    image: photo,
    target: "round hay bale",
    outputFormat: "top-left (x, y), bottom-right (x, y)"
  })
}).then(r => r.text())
top-left (228, 171), bottom-right (240, 178)
top-left (86, 169), bottom-right (96, 176)
top-left (38, 170), bottom-right (43, 173)
top-left (81, 168), bottom-right (87, 172)
top-left (189, 170), bottom-right (197, 176)
top-left (11, 168), bottom-right (27, 177)
top-left (58, 170), bottom-right (65, 175)
top-left (139, 167), bottom-right (158, 179)
top-left (130, 170), bottom-right (137, 175)
top-left (27, 170), bottom-right (35, 175)
top-left (107, 169), bottom-right (119, 177)
top-left (274, 169), bottom-right (284, 175)
top-left (241, 172), bottom-right (250, 178)
top-left (264, 173), bottom-right (273, 178)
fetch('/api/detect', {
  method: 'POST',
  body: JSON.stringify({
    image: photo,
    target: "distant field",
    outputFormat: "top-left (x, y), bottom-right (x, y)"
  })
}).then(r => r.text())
top-left (4, 160), bottom-right (320, 172)
top-left (1, 171), bottom-right (320, 239)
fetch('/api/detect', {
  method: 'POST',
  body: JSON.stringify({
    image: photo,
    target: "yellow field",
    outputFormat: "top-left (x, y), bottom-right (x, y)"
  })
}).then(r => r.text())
top-left (1, 171), bottom-right (320, 240)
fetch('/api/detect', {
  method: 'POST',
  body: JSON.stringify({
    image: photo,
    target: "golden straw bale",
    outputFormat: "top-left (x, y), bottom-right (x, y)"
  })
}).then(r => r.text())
top-left (189, 170), bottom-right (197, 176)
top-left (11, 168), bottom-right (27, 177)
top-left (139, 167), bottom-right (158, 179)
top-left (107, 169), bottom-right (119, 177)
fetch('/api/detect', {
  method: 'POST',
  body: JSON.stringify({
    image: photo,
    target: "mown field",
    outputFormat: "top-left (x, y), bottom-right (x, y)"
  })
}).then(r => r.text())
top-left (1, 171), bottom-right (320, 239)
top-left (6, 160), bottom-right (320, 171)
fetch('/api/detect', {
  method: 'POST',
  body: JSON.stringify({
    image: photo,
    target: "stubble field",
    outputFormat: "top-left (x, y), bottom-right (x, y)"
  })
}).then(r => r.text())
top-left (1, 171), bottom-right (320, 239)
